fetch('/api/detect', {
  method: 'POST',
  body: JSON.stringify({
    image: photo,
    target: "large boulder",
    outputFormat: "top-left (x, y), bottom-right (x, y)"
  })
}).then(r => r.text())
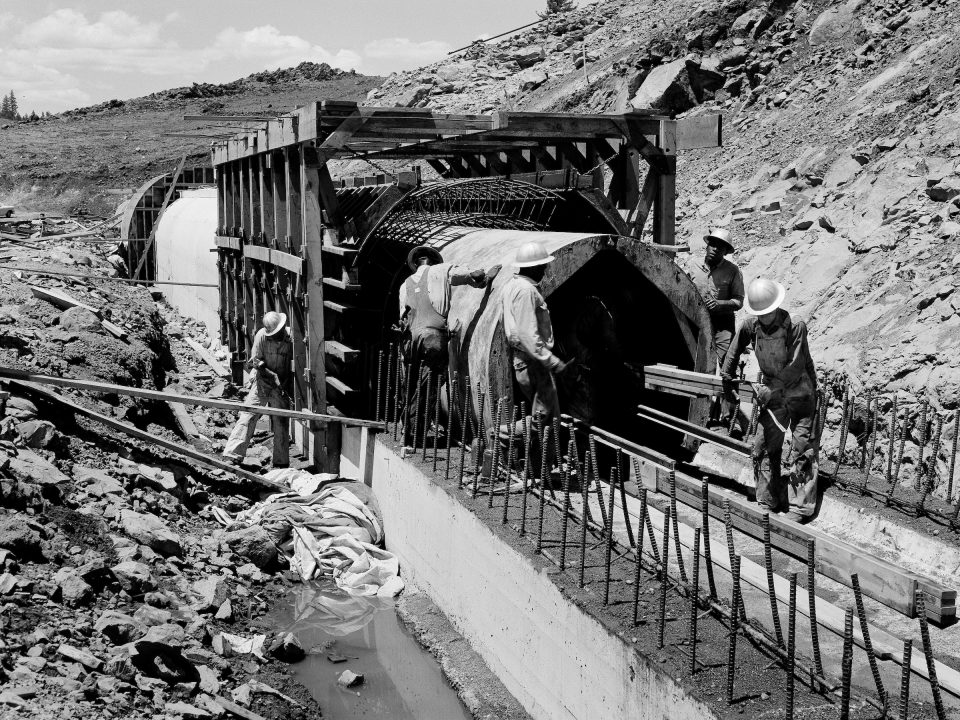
top-left (59, 306), bottom-right (102, 333)
top-left (6, 448), bottom-right (70, 492)
top-left (53, 567), bottom-right (94, 607)
top-left (110, 560), bottom-right (157, 594)
top-left (224, 526), bottom-right (277, 569)
top-left (395, 84), bottom-right (432, 108)
top-left (809, 0), bottom-right (867, 46)
top-left (18, 420), bottom-right (58, 449)
top-left (731, 8), bottom-right (773, 38)
top-left (510, 46), bottom-right (545, 69)
top-left (95, 611), bottom-right (147, 645)
top-left (192, 576), bottom-right (229, 613)
top-left (120, 510), bottom-right (182, 557)
top-left (0, 515), bottom-right (42, 559)
top-left (631, 59), bottom-right (698, 115)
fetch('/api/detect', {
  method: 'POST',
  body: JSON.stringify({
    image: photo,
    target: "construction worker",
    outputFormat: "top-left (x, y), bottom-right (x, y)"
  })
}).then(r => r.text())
top-left (223, 311), bottom-right (292, 468)
top-left (501, 241), bottom-right (573, 471)
top-left (690, 227), bottom-right (744, 426)
top-left (721, 278), bottom-right (818, 522)
top-left (398, 246), bottom-right (499, 444)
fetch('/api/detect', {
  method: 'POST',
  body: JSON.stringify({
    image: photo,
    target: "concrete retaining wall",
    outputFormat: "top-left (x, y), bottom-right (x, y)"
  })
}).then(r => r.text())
top-left (360, 433), bottom-right (717, 720)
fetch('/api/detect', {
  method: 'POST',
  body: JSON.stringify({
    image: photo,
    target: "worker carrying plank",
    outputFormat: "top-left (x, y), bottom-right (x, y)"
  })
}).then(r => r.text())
top-left (223, 311), bottom-right (292, 468)
top-left (500, 241), bottom-right (574, 474)
top-left (398, 246), bottom-right (499, 446)
top-left (688, 227), bottom-right (744, 428)
top-left (721, 278), bottom-right (818, 523)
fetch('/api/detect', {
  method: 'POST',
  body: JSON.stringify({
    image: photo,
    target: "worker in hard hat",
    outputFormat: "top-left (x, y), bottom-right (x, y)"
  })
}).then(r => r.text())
top-left (223, 310), bottom-right (293, 468)
top-left (398, 246), bottom-right (499, 447)
top-left (690, 227), bottom-right (744, 427)
top-left (721, 279), bottom-right (818, 522)
top-left (501, 241), bottom-right (573, 473)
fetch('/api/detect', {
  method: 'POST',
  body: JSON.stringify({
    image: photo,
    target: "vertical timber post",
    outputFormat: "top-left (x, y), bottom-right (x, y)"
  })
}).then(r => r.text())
top-left (654, 119), bottom-right (677, 246)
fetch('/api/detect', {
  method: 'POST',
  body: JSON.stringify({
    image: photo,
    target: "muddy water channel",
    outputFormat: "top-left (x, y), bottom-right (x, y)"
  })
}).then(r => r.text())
top-left (267, 582), bottom-right (472, 720)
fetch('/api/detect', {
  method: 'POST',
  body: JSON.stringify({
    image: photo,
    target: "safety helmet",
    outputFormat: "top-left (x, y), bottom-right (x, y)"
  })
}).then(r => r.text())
top-left (407, 246), bottom-right (444, 271)
top-left (744, 278), bottom-right (786, 316)
top-left (263, 311), bottom-right (287, 336)
top-left (705, 227), bottom-right (734, 253)
top-left (513, 241), bottom-right (555, 268)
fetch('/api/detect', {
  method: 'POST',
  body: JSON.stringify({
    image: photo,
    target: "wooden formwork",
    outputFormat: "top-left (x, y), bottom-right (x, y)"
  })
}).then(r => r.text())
top-left (210, 100), bottom-right (721, 470)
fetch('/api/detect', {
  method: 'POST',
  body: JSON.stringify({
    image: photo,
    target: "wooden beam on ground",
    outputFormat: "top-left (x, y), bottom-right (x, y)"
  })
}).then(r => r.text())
top-left (28, 285), bottom-right (127, 340)
top-left (7, 379), bottom-right (284, 492)
top-left (637, 404), bottom-right (751, 455)
top-left (185, 338), bottom-right (231, 378)
top-left (6, 266), bottom-right (216, 287)
top-left (644, 364), bottom-right (757, 402)
top-left (0, 367), bottom-right (385, 429)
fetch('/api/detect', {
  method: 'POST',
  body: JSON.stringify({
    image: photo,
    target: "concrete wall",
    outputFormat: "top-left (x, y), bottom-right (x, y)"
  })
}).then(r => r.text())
top-left (155, 188), bottom-right (220, 338)
top-left (356, 431), bottom-right (718, 720)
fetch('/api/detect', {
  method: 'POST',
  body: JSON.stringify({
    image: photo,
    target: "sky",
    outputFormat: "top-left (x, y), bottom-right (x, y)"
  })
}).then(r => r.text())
top-left (0, 0), bottom-right (563, 114)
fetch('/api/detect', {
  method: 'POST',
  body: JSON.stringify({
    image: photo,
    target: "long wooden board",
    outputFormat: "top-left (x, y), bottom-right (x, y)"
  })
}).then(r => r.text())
top-left (8, 380), bottom-right (284, 492)
top-left (645, 364), bottom-right (757, 401)
top-left (638, 404), bottom-right (752, 455)
top-left (184, 337), bottom-right (231, 378)
top-left (29, 285), bottom-right (127, 340)
top-left (0, 367), bottom-right (385, 430)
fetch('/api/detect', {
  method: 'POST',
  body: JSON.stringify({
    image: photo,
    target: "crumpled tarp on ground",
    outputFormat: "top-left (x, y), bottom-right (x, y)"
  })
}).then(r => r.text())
top-left (213, 469), bottom-right (404, 597)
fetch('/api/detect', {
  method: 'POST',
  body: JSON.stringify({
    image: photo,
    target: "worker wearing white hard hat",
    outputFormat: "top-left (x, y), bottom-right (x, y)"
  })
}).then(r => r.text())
top-left (721, 278), bottom-right (818, 522)
top-left (397, 245), bottom-right (500, 449)
top-left (223, 310), bottom-right (293, 468)
top-left (500, 241), bottom-right (574, 477)
top-left (690, 227), bottom-right (745, 428)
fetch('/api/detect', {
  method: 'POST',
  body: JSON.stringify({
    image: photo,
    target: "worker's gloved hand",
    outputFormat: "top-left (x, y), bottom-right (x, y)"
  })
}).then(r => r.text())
top-left (261, 368), bottom-right (281, 388)
top-left (753, 384), bottom-right (772, 409)
top-left (720, 372), bottom-right (738, 401)
top-left (484, 264), bottom-right (502, 285)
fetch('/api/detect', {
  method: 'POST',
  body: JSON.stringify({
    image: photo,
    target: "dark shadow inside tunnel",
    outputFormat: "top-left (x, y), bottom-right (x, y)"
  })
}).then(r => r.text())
top-left (547, 248), bottom-right (698, 458)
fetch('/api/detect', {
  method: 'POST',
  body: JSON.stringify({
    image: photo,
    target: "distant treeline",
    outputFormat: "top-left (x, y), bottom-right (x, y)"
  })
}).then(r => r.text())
top-left (0, 91), bottom-right (52, 122)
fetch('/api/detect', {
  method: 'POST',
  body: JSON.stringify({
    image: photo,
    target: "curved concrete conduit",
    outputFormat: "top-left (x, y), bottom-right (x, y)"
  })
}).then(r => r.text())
top-left (365, 438), bottom-right (718, 720)
top-left (597, 468), bottom-right (960, 713)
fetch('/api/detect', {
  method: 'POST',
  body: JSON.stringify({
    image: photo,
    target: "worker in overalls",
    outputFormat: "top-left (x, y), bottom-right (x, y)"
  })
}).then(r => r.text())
top-left (721, 278), bottom-right (818, 522)
top-left (398, 246), bottom-right (498, 447)
top-left (223, 310), bottom-right (292, 468)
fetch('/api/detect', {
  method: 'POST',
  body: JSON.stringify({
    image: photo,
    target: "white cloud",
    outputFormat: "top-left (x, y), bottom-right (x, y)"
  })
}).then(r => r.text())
top-left (363, 37), bottom-right (451, 66)
top-left (207, 25), bottom-right (361, 71)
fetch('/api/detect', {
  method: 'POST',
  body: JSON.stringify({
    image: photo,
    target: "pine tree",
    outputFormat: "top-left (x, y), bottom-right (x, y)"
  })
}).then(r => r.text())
top-left (539, 0), bottom-right (575, 18)
top-left (7, 91), bottom-right (18, 120)
top-left (0, 94), bottom-right (9, 120)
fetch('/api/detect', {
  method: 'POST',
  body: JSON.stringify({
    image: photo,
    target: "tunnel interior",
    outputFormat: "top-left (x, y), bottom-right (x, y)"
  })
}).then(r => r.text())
top-left (546, 248), bottom-right (696, 457)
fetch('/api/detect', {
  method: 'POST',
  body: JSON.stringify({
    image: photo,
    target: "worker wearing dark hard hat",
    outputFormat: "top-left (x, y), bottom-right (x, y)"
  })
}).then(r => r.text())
top-left (691, 228), bottom-right (744, 426)
top-left (721, 279), bottom-right (818, 523)
top-left (223, 310), bottom-right (293, 468)
top-left (398, 246), bottom-right (499, 447)
top-left (501, 241), bottom-right (573, 466)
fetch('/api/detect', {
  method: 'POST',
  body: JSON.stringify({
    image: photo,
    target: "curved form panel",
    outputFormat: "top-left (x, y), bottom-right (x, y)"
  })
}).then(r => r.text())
top-left (155, 189), bottom-right (220, 338)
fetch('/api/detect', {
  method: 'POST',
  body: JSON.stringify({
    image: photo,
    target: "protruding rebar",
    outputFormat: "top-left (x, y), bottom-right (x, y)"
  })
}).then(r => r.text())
top-left (689, 526), bottom-right (701, 676)
top-left (489, 399), bottom-right (504, 507)
top-left (444, 370), bottom-right (455, 484)
top-left (590, 435), bottom-right (609, 531)
top-left (668, 470), bottom-right (687, 584)
top-left (701, 478), bottom-right (717, 599)
top-left (918, 414), bottom-right (942, 516)
top-left (402, 360), bottom-right (415, 446)
top-left (559, 439), bottom-right (573, 569)
top-left (410, 361), bottom-right (422, 451)
top-left (806, 539), bottom-right (824, 681)
top-left (640, 487), bottom-right (660, 565)
top-left (899, 639), bottom-right (912, 720)
top-left (603, 465), bottom-right (618, 605)
top-left (632, 486), bottom-right (646, 622)
top-left (503, 405), bottom-right (519, 524)
top-left (432, 372), bottom-right (443, 470)
top-left (580, 453), bottom-right (591, 589)
top-left (851, 572), bottom-right (888, 709)
top-left (762, 512), bottom-right (785, 649)
top-left (860, 392), bottom-right (873, 470)
top-left (886, 393), bottom-right (899, 488)
top-left (861, 425), bottom-right (877, 495)
top-left (948, 407), bottom-right (960, 504)
top-left (915, 398), bottom-right (929, 491)
top-left (392, 345), bottom-right (403, 441)
top-left (786, 572), bottom-right (797, 720)
top-left (840, 606), bottom-right (854, 720)
top-left (617, 449), bottom-right (635, 547)
top-left (727, 555), bottom-right (741, 705)
top-left (471, 383), bottom-right (486, 496)
top-left (535, 416), bottom-right (548, 554)
top-left (375, 349), bottom-right (384, 422)
top-left (890, 411), bottom-right (910, 505)
top-left (657, 509), bottom-right (670, 648)
top-left (723, 499), bottom-right (746, 621)
top-left (422, 370), bottom-right (435, 460)
top-left (520, 404), bottom-right (530, 536)
top-left (837, 378), bottom-right (851, 468)
top-left (458, 377), bottom-right (472, 489)
top-left (916, 591), bottom-right (947, 720)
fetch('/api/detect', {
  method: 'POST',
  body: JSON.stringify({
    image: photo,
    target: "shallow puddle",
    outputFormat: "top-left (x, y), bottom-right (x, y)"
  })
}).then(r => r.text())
top-left (268, 582), bottom-right (472, 720)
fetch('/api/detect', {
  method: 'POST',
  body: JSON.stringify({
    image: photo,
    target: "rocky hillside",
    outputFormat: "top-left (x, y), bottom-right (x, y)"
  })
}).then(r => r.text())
top-left (368, 0), bottom-right (960, 495)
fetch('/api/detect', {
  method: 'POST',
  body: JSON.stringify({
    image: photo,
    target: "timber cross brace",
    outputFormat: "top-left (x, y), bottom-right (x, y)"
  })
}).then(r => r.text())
top-left (211, 100), bottom-right (721, 471)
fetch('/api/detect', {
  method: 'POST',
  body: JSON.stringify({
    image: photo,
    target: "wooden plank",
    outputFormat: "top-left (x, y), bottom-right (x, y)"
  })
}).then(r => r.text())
top-left (0, 367), bottom-right (384, 429)
top-left (325, 376), bottom-right (356, 394)
top-left (637, 404), bottom-right (752, 455)
top-left (324, 340), bottom-right (360, 362)
top-left (28, 285), bottom-right (127, 340)
top-left (321, 277), bottom-right (361, 292)
top-left (244, 244), bottom-right (271, 263)
top-left (184, 337), bottom-right (231, 378)
top-left (270, 248), bottom-right (302, 274)
top-left (214, 236), bottom-right (241, 250)
top-left (321, 243), bottom-right (358, 256)
top-left (645, 364), bottom-right (757, 401)
top-left (4, 267), bottom-right (216, 288)
top-left (8, 379), bottom-right (284, 492)
top-left (676, 114), bottom-right (723, 150)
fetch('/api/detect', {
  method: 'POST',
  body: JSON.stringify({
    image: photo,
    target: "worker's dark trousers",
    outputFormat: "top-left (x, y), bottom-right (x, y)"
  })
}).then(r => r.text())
top-left (752, 388), bottom-right (818, 517)
top-left (401, 329), bottom-right (448, 446)
top-left (495, 353), bottom-right (561, 477)
top-left (223, 378), bottom-right (290, 466)
top-left (711, 327), bottom-right (745, 430)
